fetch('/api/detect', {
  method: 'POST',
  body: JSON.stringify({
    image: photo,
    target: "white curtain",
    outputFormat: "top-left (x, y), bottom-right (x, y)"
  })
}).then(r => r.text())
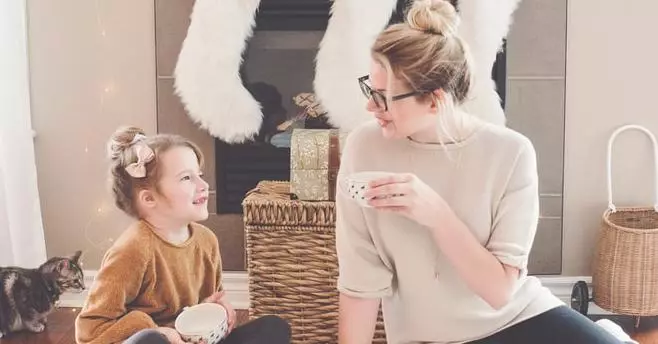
top-left (0, 0), bottom-right (47, 267)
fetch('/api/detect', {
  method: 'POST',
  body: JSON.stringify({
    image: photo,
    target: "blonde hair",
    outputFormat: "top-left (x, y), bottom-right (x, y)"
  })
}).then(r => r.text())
top-left (107, 126), bottom-right (204, 218)
top-left (372, 0), bottom-right (474, 142)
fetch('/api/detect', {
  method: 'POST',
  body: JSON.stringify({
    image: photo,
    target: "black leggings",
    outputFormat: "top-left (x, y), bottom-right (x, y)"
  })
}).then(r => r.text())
top-left (124, 315), bottom-right (291, 344)
top-left (467, 306), bottom-right (625, 344)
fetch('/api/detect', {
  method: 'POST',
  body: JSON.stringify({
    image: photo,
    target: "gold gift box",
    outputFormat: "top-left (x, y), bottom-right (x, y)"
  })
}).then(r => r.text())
top-left (290, 129), bottom-right (348, 201)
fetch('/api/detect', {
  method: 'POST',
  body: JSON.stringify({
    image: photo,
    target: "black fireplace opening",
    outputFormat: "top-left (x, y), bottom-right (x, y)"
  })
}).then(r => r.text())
top-left (215, 0), bottom-right (506, 214)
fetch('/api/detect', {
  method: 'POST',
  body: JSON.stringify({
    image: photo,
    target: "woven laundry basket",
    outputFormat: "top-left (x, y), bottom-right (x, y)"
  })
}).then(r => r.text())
top-left (592, 124), bottom-right (658, 316)
top-left (242, 181), bottom-right (387, 343)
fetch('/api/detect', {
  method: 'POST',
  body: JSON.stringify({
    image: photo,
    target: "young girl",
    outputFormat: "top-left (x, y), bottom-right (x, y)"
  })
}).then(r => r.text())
top-left (75, 127), bottom-right (290, 344)
top-left (335, 1), bottom-right (623, 343)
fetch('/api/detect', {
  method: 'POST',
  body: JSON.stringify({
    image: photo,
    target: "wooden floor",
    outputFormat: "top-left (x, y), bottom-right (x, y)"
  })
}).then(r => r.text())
top-left (590, 315), bottom-right (658, 344)
top-left (0, 308), bottom-right (79, 344)
top-left (0, 308), bottom-right (250, 344)
top-left (2, 308), bottom-right (658, 344)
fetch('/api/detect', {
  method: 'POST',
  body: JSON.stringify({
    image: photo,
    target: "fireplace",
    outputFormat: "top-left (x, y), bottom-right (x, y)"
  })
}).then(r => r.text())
top-left (214, 0), bottom-right (332, 214)
top-left (215, 0), bottom-right (507, 214)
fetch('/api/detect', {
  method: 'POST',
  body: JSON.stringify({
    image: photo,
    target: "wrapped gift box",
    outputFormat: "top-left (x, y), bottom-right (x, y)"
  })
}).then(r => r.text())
top-left (290, 129), bottom-right (348, 201)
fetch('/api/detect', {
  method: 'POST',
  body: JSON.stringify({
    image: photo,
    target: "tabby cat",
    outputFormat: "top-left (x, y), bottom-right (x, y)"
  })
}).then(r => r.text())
top-left (0, 251), bottom-right (85, 338)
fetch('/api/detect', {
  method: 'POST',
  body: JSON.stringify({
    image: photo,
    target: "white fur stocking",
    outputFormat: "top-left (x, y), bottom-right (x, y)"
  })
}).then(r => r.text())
top-left (457, 0), bottom-right (522, 126)
top-left (174, 0), bottom-right (262, 143)
top-left (314, 0), bottom-right (399, 131)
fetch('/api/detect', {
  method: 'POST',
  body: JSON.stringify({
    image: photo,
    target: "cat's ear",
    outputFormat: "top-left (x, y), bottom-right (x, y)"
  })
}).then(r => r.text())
top-left (69, 250), bottom-right (82, 263)
top-left (58, 259), bottom-right (70, 271)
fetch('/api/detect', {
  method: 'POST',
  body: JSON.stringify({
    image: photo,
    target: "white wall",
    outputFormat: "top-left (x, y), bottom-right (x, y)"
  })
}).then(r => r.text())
top-left (28, 0), bottom-right (157, 268)
top-left (563, 0), bottom-right (658, 275)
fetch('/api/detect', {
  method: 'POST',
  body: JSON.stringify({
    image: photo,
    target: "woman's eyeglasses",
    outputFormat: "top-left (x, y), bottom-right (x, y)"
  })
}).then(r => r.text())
top-left (358, 75), bottom-right (427, 111)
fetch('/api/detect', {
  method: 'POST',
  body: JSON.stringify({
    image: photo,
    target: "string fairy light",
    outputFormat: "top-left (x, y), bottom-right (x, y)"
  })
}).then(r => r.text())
top-left (80, 0), bottom-right (117, 255)
top-left (83, 203), bottom-right (116, 251)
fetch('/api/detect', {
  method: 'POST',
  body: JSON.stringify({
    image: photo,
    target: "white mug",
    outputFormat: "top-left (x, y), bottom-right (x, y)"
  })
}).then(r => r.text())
top-left (175, 303), bottom-right (229, 344)
top-left (340, 171), bottom-right (399, 207)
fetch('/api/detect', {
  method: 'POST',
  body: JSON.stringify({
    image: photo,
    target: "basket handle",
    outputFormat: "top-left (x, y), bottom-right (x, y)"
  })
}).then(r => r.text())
top-left (606, 124), bottom-right (658, 212)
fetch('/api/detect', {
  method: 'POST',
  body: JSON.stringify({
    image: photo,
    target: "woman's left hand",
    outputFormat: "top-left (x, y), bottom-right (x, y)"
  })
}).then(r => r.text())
top-left (203, 291), bottom-right (237, 332)
top-left (364, 173), bottom-right (449, 230)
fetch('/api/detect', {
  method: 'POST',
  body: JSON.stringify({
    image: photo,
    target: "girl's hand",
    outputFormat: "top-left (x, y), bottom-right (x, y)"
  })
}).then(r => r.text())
top-left (155, 327), bottom-right (186, 344)
top-left (203, 291), bottom-right (237, 332)
top-left (203, 291), bottom-right (224, 304)
top-left (221, 299), bottom-right (237, 332)
top-left (364, 173), bottom-right (449, 230)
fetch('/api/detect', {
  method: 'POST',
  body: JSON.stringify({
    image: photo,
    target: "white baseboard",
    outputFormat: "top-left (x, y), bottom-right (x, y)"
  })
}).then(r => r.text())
top-left (221, 271), bottom-right (250, 309)
top-left (60, 271), bottom-right (612, 315)
top-left (58, 270), bottom-right (98, 308)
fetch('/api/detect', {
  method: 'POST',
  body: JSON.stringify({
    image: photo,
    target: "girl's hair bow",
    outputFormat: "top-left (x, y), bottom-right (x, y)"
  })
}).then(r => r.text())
top-left (124, 135), bottom-right (155, 178)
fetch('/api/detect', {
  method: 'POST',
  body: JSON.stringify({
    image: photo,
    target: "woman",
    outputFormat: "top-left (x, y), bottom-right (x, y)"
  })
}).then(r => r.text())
top-left (335, 1), bottom-right (622, 343)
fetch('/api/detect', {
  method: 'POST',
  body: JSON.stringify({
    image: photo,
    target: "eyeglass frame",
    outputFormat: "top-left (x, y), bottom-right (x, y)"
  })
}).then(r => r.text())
top-left (358, 75), bottom-right (430, 111)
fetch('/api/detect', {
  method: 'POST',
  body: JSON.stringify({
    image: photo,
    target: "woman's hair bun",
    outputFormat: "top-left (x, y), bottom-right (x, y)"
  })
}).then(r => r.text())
top-left (407, 0), bottom-right (459, 37)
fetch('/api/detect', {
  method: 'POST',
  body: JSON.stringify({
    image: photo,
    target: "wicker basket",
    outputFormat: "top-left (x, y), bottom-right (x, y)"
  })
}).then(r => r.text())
top-left (242, 181), bottom-right (387, 343)
top-left (592, 125), bottom-right (658, 316)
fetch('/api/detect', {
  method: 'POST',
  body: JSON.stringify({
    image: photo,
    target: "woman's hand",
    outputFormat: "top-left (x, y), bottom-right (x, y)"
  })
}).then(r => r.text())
top-left (155, 327), bottom-right (186, 344)
top-left (364, 173), bottom-right (449, 230)
top-left (367, 172), bottom-right (524, 310)
top-left (203, 291), bottom-right (237, 332)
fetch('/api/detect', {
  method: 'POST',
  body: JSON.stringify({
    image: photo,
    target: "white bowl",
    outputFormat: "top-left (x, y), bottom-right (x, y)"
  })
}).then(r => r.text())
top-left (175, 303), bottom-right (228, 344)
top-left (341, 171), bottom-right (398, 207)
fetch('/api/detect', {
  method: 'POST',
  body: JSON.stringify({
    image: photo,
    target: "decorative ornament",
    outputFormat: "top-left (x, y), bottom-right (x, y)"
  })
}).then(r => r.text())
top-left (277, 93), bottom-right (328, 131)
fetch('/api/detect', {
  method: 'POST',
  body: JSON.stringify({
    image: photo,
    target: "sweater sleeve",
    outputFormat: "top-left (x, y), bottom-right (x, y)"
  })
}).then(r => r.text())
top-left (486, 140), bottom-right (540, 272)
top-left (75, 241), bottom-right (156, 344)
top-left (194, 224), bottom-right (223, 300)
top-left (335, 132), bottom-right (393, 299)
top-left (209, 227), bottom-right (223, 293)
